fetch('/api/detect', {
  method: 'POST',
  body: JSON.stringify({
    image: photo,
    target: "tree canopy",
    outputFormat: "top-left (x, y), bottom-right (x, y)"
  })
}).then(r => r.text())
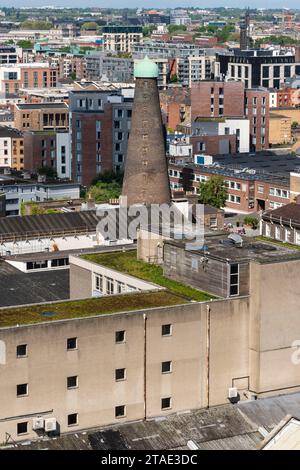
top-left (197, 175), bottom-right (228, 209)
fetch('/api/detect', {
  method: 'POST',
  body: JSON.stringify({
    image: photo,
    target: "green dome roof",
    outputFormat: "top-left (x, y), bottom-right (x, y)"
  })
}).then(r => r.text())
top-left (134, 56), bottom-right (159, 78)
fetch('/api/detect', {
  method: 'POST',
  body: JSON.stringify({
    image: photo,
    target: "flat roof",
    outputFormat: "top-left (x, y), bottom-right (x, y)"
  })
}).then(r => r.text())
top-left (0, 261), bottom-right (69, 308)
top-left (15, 102), bottom-right (68, 110)
top-left (0, 290), bottom-right (187, 328)
top-left (165, 233), bottom-right (300, 264)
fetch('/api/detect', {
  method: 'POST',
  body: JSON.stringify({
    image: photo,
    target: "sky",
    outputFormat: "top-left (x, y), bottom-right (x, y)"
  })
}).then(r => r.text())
top-left (0, 1), bottom-right (299, 10)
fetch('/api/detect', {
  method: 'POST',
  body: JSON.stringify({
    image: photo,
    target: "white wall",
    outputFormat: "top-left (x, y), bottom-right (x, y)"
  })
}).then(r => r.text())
top-left (0, 136), bottom-right (12, 167)
top-left (219, 118), bottom-right (250, 153)
top-left (56, 132), bottom-right (71, 179)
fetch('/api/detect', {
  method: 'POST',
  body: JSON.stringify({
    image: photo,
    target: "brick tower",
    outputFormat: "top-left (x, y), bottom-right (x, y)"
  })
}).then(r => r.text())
top-left (122, 56), bottom-right (171, 206)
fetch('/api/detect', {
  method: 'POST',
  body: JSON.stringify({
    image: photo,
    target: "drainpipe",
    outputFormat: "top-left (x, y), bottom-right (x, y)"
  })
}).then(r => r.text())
top-left (143, 313), bottom-right (147, 420)
top-left (206, 304), bottom-right (211, 409)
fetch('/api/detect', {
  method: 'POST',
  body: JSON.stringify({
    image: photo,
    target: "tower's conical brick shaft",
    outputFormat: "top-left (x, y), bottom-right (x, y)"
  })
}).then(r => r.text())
top-left (122, 57), bottom-right (171, 206)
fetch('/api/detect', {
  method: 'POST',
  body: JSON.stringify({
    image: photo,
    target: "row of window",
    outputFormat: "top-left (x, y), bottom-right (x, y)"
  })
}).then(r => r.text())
top-left (15, 326), bottom-right (173, 359)
top-left (17, 397), bottom-right (172, 436)
top-left (269, 187), bottom-right (289, 198)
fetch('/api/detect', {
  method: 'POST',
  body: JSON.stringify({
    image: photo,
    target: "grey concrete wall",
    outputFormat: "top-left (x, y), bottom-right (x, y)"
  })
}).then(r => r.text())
top-left (69, 263), bottom-right (92, 300)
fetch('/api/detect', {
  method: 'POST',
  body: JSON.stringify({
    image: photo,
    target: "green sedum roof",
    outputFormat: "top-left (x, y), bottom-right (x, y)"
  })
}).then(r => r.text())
top-left (134, 55), bottom-right (159, 79)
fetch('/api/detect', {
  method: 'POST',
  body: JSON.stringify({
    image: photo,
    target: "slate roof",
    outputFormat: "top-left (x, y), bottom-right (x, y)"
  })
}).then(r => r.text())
top-left (262, 202), bottom-right (300, 226)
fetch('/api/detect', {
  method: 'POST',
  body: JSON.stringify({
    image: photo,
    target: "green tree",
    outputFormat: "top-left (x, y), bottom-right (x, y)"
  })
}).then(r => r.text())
top-left (170, 74), bottom-right (178, 83)
top-left (81, 22), bottom-right (99, 31)
top-left (198, 175), bottom-right (228, 209)
top-left (17, 40), bottom-right (34, 49)
top-left (167, 24), bottom-right (187, 35)
top-left (38, 166), bottom-right (57, 178)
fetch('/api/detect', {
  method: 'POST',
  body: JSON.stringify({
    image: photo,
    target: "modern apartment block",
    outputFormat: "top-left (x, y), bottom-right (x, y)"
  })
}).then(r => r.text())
top-left (23, 130), bottom-right (71, 179)
top-left (191, 81), bottom-right (269, 152)
top-left (102, 26), bottom-right (143, 53)
top-left (69, 87), bottom-right (134, 185)
top-left (216, 48), bottom-right (300, 89)
top-left (86, 53), bottom-right (134, 83)
top-left (0, 63), bottom-right (58, 99)
top-left (0, 45), bottom-right (20, 64)
top-left (245, 88), bottom-right (269, 151)
top-left (0, 126), bottom-right (23, 168)
top-left (14, 103), bottom-right (69, 132)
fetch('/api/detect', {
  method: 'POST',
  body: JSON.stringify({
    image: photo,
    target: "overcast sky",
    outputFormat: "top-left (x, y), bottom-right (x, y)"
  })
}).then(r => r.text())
top-left (0, 1), bottom-right (299, 10)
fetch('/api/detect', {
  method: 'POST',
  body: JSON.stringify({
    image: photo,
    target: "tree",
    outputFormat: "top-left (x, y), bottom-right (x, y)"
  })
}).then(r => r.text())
top-left (170, 74), bottom-right (178, 83)
top-left (17, 40), bottom-right (34, 49)
top-left (167, 24), bottom-right (187, 35)
top-left (198, 175), bottom-right (228, 209)
top-left (38, 166), bottom-right (57, 178)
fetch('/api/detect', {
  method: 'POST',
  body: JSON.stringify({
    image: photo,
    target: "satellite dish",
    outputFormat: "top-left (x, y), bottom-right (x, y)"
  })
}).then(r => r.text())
top-left (228, 233), bottom-right (243, 246)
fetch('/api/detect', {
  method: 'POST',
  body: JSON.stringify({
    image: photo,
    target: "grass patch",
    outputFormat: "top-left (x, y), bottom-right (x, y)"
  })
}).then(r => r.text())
top-left (0, 291), bottom-right (187, 328)
top-left (82, 250), bottom-right (216, 302)
top-left (256, 236), bottom-right (300, 251)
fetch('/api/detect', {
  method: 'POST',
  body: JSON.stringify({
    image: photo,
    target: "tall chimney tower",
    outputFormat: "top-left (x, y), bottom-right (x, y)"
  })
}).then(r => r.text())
top-left (122, 56), bottom-right (171, 206)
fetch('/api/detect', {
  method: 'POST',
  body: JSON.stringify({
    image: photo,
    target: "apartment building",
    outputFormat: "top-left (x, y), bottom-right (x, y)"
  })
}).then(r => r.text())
top-left (269, 113), bottom-right (292, 146)
top-left (216, 48), bottom-right (300, 89)
top-left (102, 26), bottom-right (143, 53)
top-left (14, 103), bottom-right (69, 132)
top-left (69, 87), bottom-right (133, 185)
top-left (23, 130), bottom-right (71, 179)
top-left (245, 88), bottom-right (269, 151)
top-left (86, 52), bottom-right (133, 83)
top-left (0, 127), bottom-right (23, 168)
top-left (0, 63), bottom-right (58, 99)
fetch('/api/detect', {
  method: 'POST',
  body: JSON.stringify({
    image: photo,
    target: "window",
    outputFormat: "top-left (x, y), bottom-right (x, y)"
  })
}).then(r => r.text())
top-left (17, 344), bottom-right (27, 358)
top-left (95, 274), bottom-right (103, 293)
top-left (17, 383), bottom-right (28, 397)
top-left (67, 413), bottom-right (78, 426)
top-left (67, 337), bottom-right (77, 350)
top-left (115, 330), bottom-right (126, 343)
top-left (258, 185), bottom-right (264, 193)
top-left (115, 368), bottom-right (126, 381)
top-left (162, 324), bottom-right (172, 336)
top-left (106, 277), bottom-right (114, 295)
top-left (17, 422), bottom-right (28, 435)
top-left (67, 376), bottom-right (78, 389)
top-left (115, 405), bottom-right (126, 418)
top-left (229, 264), bottom-right (239, 296)
top-left (161, 397), bottom-right (172, 410)
top-left (162, 361), bottom-right (172, 374)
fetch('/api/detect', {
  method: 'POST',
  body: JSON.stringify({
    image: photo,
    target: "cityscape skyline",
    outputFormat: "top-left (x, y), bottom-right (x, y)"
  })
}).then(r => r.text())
top-left (0, 2), bottom-right (299, 11)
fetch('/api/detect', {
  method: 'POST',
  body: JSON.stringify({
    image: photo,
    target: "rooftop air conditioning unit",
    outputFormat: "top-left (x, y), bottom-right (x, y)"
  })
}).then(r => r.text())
top-left (228, 387), bottom-right (238, 399)
top-left (45, 417), bottom-right (57, 432)
top-left (32, 417), bottom-right (44, 431)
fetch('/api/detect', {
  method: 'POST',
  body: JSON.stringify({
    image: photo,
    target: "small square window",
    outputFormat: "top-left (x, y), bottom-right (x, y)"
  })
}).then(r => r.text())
top-left (17, 421), bottom-right (28, 435)
top-left (115, 405), bottom-right (126, 418)
top-left (115, 368), bottom-right (126, 381)
top-left (162, 324), bottom-right (172, 336)
top-left (67, 376), bottom-right (78, 389)
top-left (67, 337), bottom-right (77, 350)
top-left (115, 330), bottom-right (126, 343)
top-left (161, 397), bottom-right (172, 410)
top-left (17, 344), bottom-right (27, 358)
top-left (67, 413), bottom-right (78, 426)
top-left (162, 361), bottom-right (172, 374)
top-left (17, 383), bottom-right (28, 397)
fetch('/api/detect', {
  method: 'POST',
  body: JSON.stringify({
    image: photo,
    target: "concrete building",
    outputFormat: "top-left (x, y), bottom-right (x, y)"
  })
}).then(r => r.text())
top-left (245, 88), bottom-right (269, 152)
top-left (102, 26), bottom-right (143, 53)
top-left (14, 103), bottom-right (69, 132)
top-left (122, 57), bottom-right (171, 206)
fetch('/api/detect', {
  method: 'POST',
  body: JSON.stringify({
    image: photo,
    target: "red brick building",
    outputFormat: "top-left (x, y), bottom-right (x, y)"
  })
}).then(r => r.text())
top-left (245, 88), bottom-right (269, 152)
top-left (191, 81), bottom-right (245, 121)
